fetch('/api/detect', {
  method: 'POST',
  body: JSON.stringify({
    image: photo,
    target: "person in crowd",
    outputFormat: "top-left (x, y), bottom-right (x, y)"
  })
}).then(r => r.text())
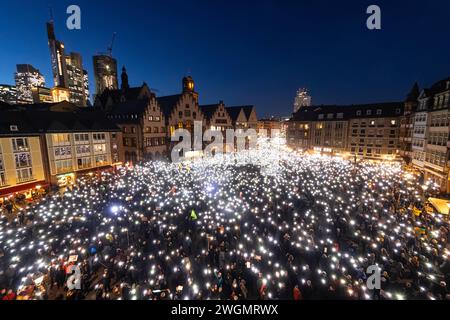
top-left (0, 147), bottom-right (448, 300)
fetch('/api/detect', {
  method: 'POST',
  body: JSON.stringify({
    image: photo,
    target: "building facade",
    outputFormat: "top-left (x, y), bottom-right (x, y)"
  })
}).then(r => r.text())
top-left (51, 87), bottom-right (70, 103)
top-left (96, 74), bottom-right (258, 160)
top-left (226, 106), bottom-right (258, 130)
top-left (412, 77), bottom-right (450, 192)
top-left (258, 118), bottom-right (283, 137)
top-left (93, 55), bottom-right (119, 96)
top-left (0, 103), bottom-right (123, 199)
top-left (65, 53), bottom-right (89, 106)
top-left (47, 21), bottom-right (69, 89)
top-left (399, 83), bottom-right (420, 163)
top-left (287, 102), bottom-right (404, 160)
top-left (47, 21), bottom-right (89, 107)
top-left (15, 64), bottom-right (46, 104)
top-left (157, 77), bottom-right (205, 156)
top-left (200, 102), bottom-right (233, 132)
top-left (0, 85), bottom-right (18, 105)
top-left (108, 97), bottom-right (167, 162)
top-left (0, 135), bottom-right (47, 201)
top-left (32, 86), bottom-right (54, 104)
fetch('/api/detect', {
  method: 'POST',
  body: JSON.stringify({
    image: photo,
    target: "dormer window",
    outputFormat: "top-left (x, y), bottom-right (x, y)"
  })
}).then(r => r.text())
top-left (366, 110), bottom-right (372, 116)
top-left (356, 110), bottom-right (362, 116)
top-left (10, 125), bottom-right (18, 132)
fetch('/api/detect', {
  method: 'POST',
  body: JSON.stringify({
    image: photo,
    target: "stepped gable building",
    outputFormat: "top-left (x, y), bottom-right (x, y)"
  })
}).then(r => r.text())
top-left (226, 106), bottom-right (258, 130)
top-left (107, 96), bottom-right (167, 162)
top-left (199, 101), bottom-right (233, 132)
top-left (156, 76), bottom-right (205, 154)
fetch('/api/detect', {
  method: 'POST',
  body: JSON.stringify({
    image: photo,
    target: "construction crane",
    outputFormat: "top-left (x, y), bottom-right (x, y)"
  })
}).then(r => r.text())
top-left (107, 32), bottom-right (117, 57)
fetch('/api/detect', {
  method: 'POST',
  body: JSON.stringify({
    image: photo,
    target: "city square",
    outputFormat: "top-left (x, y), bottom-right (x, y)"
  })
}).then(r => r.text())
top-left (0, 1), bottom-right (450, 310)
top-left (0, 140), bottom-right (448, 300)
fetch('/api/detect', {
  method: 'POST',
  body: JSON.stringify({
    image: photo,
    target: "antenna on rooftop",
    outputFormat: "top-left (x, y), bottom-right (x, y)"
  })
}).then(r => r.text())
top-left (49, 6), bottom-right (54, 22)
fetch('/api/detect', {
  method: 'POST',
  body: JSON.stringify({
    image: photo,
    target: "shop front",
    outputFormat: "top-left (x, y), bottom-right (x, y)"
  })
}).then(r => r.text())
top-left (0, 180), bottom-right (48, 204)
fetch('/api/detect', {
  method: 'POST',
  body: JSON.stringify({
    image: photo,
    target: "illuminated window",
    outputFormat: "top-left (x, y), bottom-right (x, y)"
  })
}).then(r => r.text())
top-left (12, 138), bottom-right (30, 152)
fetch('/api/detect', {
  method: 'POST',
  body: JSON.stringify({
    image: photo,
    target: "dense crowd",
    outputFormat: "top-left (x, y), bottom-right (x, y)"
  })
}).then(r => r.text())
top-left (0, 142), bottom-right (449, 300)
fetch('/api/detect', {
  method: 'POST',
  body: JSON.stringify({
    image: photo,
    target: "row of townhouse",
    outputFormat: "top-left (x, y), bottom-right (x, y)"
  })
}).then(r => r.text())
top-left (287, 102), bottom-right (404, 161)
top-left (404, 77), bottom-right (450, 192)
top-left (0, 101), bottom-right (123, 202)
top-left (94, 74), bottom-right (258, 162)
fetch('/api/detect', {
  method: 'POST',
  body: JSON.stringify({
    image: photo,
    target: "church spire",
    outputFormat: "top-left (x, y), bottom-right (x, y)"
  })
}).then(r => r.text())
top-left (121, 66), bottom-right (129, 91)
top-left (406, 82), bottom-right (420, 102)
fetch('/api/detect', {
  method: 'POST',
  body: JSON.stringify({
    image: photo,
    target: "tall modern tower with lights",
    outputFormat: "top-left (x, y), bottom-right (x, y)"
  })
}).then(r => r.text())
top-left (93, 55), bottom-right (119, 96)
top-left (293, 88), bottom-right (312, 113)
top-left (14, 64), bottom-right (46, 103)
top-left (47, 21), bottom-right (69, 89)
top-left (47, 21), bottom-right (89, 106)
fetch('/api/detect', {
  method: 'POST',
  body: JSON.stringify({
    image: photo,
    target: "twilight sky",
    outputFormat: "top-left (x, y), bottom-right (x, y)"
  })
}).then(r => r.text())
top-left (0, 0), bottom-right (450, 117)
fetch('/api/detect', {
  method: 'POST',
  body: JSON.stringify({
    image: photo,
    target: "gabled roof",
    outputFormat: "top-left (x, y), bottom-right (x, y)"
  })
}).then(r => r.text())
top-left (156, 94), bottom-right (182, 119)
top-left (421, 77), bottom-right (450, 98)
top-left (226, 106), bottom-right (256, 122)
top-left (199, 104), bottom-right (220, 121)
top-left (1, 101), bottom-right (79, 112)
top-left (0, 108), bottom-right (120, 136)
top-left (95, 85), bottom-right (150, 107)
top-left (0, 111), bottom-right (37, 136)
top-left (109, 98), bottom-right (150, 116)
top-left (405, 83), bottom-right (420, 103)
top-left (225, 106), bottom-right (244, 122)
top-left (107, 98), bottom-right (151, 124)
top-left (241, 106), bottom-right (256, 120)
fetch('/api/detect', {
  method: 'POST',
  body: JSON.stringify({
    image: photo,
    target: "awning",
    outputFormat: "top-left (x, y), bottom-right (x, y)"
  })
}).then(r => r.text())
top-left (427, 197), bottom-right (450, 215)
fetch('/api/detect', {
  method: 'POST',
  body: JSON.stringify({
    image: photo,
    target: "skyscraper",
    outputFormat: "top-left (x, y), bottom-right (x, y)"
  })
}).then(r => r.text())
top-left (66, 53), bottom-right (87, 106)
top-left (93, 55), bottom-right (118, 96)
top-left (47, 21), bottom-right (69, 88)
top-left (47, 21), bottom-right (90, 106)
top-left (0, 84), bottom-right (18, 104)
top-left (293, 88), bottom-right (312, 113)
top-left (83, 70), bottom-right (90, 105)
top-left (14, 64), bottom-right (46, 103)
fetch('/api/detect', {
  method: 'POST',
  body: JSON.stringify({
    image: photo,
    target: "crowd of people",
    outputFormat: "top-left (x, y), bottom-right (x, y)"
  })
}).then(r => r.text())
top-left (0, 142), bottom-right (449, 300)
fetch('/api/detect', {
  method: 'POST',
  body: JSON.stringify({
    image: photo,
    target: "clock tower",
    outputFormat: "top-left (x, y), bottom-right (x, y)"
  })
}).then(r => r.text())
top-left (182, 76), bottom-right (198, 101)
